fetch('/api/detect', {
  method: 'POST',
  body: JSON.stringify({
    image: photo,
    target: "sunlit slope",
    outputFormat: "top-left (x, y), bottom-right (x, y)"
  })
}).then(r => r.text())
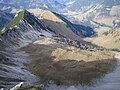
top-left (39, 11), bottom-right (82, 41)
top-left (85, 28), bottom-right (120, 50)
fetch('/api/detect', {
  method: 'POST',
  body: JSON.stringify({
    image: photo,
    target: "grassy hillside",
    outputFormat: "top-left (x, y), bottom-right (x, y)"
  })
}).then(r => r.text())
top-left (0, 10), bottom-right (24, 34)
top-left (85, 28), bottom-right (120, 50)
top-left (93, 17), bottom-right (116, 27)
top-left (6, 11), bottom-right (24, 29)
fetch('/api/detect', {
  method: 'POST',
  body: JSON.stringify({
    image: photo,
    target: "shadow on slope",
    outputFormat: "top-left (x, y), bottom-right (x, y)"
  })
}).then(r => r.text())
top-left (41, 19), bottom-right (95, 41)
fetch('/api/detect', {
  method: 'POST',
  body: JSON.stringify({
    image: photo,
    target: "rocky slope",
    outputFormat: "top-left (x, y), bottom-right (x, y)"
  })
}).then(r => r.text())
top-left (0, 10), bottom-right (53, 89)
top-left (22, 37), bottom-right (115, 85)
top-left (29, 8), bottom-right (95, 38)
top-left (0, 10), bottom-right (116, 89)
top-left (0, 9), bottom-right (98, 49)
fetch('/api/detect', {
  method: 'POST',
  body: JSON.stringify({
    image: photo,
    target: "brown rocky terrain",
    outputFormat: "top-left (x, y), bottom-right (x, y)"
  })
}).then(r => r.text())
top-left (21, 37), bottom-right (116, 85)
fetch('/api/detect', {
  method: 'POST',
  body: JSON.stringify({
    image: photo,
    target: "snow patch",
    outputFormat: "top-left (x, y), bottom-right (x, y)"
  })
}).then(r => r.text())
top-left (66, 1), bottom-right (75, 6)
top-left (10, 82), bottom-right (23, 90)
top-left (14, 13), bottom-right (18, 18)
top-left (1, 27), bottom-right (5, 33)
top-left (43, 4), bottom-right (48, 9)
top-left (115, 53), bottom-right (120, 59)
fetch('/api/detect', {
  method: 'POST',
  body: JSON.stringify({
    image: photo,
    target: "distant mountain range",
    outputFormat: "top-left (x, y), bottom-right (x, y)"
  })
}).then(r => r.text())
top-left (0, 0), bottom-right (120, 13)
top-left (66, 0), bottom-right (120, 11)
top-left (0, 0), bottom-right (66, 12)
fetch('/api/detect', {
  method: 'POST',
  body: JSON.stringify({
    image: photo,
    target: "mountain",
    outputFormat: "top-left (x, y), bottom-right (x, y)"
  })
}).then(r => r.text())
top-left (0, 9), bottom-right (107, 55)
top-left (0, 10), bottom-right (95, 46)
top-left (0, 10), bottom-right (54, 88)
top-left (1, 0), bottom-right (120, 13)
top-left (66, 0), bottom-right (102, 11)
top-left (0, 0), bottom-right (66, 12)
top-left (65, 0), bottom-right (120, 11)
top-left (0, 10), bottom-right (49, 34)
top-left (29, 8), bottom-right (95, 38)
top-left (0, 9), bottom-right (116, 89)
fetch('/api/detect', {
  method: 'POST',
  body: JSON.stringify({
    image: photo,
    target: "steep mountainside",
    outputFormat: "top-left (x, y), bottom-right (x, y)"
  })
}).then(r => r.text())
top-left (29, 9), bottom-right (95, 38)
top-left (0, 10), bottom-right (116, 89)
top-left (40, 11), bottom-right (82, 41)
top-left (0, 10), bottom-right (98, 50)
top-left (0, 10), bottom-right (53, 88)
top-left (1, 11), bottom-right (37, 32)
top-left (0, 9), bottom-right (95, 46)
